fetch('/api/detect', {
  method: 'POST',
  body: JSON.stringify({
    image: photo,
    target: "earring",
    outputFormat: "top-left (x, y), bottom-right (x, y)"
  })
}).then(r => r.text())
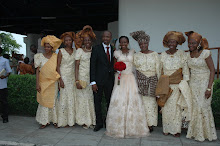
top-left (197, 40), bottom-right (202, 50)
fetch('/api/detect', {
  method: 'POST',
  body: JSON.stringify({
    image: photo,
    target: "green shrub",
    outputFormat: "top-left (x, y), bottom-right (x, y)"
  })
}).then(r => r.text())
top-left (212, 79), bottom-right (220, 127)
top-left (7, 74), bottom-right (38, 116)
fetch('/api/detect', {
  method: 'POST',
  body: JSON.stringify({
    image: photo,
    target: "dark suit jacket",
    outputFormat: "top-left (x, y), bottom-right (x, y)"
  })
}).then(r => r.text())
top-left (90, 44), bottom-right (114, 85)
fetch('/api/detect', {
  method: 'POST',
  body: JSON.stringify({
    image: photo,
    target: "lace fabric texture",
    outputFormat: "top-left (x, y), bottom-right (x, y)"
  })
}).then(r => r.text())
top-left (75, 48), bottom-right (96, 127)
top-left (186, 50), bottom-right (217, 141)
top-left (160, 50), bottom-right (190, 134)
top-left (34, 53), bottom-right (58, 125)
top-left (106, 49), bottom-right (150, 138)
top-left (133, 51), bottom-right (161, 126)
top-left (57, 48), bottom-right (76, 127)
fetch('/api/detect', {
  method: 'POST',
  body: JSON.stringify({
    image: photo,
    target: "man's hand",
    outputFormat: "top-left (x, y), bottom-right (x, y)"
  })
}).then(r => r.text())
top-left (0, 75), bottom-right (6, 79)
top-left (92, 84), bottom-right (98, 93)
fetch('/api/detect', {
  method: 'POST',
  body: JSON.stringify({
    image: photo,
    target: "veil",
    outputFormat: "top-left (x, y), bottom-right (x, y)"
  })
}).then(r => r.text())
top-left (115, 39), bottom-right (132, 51)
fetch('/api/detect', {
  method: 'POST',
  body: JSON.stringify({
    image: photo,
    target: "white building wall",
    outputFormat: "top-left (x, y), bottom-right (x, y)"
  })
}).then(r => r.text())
top-left (108, 21), bottom-right (119, 40)
top-left (118, 0), bottom-right (220, 68)
top-left (25, 33), bottom-right (41, 61)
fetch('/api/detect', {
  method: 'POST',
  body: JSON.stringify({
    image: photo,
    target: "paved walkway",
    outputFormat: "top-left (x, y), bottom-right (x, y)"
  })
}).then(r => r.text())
top-left (0, 116), bottom-right (219, 146)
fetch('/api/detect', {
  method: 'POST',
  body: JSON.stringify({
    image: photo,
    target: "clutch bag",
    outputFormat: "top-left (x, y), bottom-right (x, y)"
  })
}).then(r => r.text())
top-left (76, 80), bottom-right (87, 89)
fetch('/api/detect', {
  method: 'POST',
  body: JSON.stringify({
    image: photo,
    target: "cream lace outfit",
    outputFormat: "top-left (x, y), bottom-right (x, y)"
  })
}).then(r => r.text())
top-left (133, 51), bottom-right (160, 127)
top-left (160, 49), bottom-right (190, 135)
top-left (186, 50), bottom-right (217, 141)
top-left (34, 53), bottom-right (58, 125)
top-left (106, 49), bottom-right (150, 138)
top-left (57, 48), bottom-right (76, 127)
top-left (75, 48), bottom-right (96, 127)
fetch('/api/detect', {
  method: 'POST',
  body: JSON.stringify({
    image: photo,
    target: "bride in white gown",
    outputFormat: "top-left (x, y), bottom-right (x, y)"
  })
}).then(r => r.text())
top-left (106, 36), bottom-right (150, 138)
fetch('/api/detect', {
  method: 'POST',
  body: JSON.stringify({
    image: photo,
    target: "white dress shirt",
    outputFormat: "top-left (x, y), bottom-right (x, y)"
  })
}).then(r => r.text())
top-left (102, 43), bottom-right (111, 61)
top-left (90, 43), bottom-right (112, 86)
top-left (0, 56), bottom-right (12, 89)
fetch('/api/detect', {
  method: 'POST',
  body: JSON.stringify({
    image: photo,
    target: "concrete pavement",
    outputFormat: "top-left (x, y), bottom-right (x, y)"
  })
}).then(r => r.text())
top-left (0, 116), bottom-right (219, 146)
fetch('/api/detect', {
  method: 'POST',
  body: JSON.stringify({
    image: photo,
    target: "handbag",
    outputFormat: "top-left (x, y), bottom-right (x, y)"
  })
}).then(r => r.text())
top-left (76, 80), bottom-right (87, 89)
top-left (156, 88), bottom-right (173, 107)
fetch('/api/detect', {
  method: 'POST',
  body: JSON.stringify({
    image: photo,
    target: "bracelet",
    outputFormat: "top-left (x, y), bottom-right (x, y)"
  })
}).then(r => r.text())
top-left (207, 88), bottom-right (211, 91)
top-left (75, 80), bottom-right (79, 83)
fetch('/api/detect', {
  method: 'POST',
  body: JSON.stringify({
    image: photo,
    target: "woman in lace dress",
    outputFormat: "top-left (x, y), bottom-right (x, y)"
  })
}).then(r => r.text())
top-left (185, 31), bottom-right (217, 142)
top-left (56, 32), bottom-right (76, 127)
top-left (106, 36), bottom-right (149, 138)
top-left (34, 35), bottom-right (62, 129)
top-left (75, 26), bottom-right (96, 129)
top-left (131, 31), bottom-right (160, 132)
top-left (160, 31), bottom-right (191, 137)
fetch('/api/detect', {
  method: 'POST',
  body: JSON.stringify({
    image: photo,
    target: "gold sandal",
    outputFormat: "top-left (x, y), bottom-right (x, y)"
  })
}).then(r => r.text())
top-left (53, 123), bottom-right (59, 129)
top-left (39, 123), bottom-right (49, 129)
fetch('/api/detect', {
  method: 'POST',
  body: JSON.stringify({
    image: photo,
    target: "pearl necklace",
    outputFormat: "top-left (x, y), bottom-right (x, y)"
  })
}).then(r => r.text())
top-left (83, 47), bottom-right (92, 52)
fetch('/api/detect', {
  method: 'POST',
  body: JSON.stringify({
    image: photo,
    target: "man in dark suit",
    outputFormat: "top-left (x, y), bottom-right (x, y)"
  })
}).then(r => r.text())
top-left (90, 31), bottom-right (114, 132)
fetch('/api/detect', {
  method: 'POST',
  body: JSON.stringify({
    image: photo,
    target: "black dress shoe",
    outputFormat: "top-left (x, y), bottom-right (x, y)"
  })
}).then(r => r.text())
top-left (93, 125), bottom-right (103, 132)
top-left (3, 118), bottom-right (8, 123)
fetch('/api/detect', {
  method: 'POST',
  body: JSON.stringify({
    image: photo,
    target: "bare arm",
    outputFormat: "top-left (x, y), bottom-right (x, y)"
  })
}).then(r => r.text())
top-left (205, 54), bottom-right (215, 98)
top-left (36, 67), bottom-right (41, 93)
top-left (206, 55), bottom-right (215, 88)
top-left (75, 60), bottom-right (82, 89)
top-left (57, 50), bottom-right (64, 88)
top-left (114, 57), bottom-right (117, 65)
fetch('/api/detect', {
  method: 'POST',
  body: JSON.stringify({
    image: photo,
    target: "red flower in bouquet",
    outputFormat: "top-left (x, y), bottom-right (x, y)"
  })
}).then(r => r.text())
top-left (114, 62), bottom-right (126, 85)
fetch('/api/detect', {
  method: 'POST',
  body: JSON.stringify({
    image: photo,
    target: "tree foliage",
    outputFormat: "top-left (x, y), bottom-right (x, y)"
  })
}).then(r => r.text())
top-left (0, 32), bottom-right (21, 54)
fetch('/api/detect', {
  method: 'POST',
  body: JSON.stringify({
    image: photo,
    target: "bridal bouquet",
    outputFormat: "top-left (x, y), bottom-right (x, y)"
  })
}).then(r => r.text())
top-left (114, 62), bottom-right (126, 85)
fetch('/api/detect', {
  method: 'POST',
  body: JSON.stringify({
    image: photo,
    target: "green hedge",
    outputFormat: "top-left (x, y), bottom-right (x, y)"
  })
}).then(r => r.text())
top-left (7, 74), bottom-right (38, 116)
top-left (4, 75), bottom-right (220, 127)
top-left (212, 79), bottom-right (220, 128)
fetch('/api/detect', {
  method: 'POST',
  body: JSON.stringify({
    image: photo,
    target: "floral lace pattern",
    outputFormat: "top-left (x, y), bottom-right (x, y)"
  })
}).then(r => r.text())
top-left (57, 48), bottom-right (76, 127)
top-left (186, 50), bottom-right (217, 141)
top-left (75, 48), bottom-right (96, 127)
top-left (106, 49), bottom-right (150, 138)
top-left (134, 51), bottom-right (161, 78)
top-left (134, 52), bottom-right (161, 126)
top-left (160, 50), bottom-right (189, 134)
top-left (34, 53), bottom-right (58, 125)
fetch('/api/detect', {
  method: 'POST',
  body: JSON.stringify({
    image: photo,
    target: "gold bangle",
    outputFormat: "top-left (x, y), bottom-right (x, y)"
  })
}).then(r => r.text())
top-left (207, 88), bottom-right (211, 91)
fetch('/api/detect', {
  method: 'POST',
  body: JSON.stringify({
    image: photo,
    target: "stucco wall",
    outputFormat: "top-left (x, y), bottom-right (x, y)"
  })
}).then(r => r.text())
top-left (118, 0), bottom-right (220, 67)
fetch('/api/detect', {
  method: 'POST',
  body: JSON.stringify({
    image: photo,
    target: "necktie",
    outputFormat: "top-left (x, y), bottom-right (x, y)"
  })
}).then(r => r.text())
top-left (106, 47), bottom-right (110, 62)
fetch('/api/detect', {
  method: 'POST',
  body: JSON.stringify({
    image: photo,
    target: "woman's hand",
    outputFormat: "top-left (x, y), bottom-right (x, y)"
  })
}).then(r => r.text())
top-left (205, 90), bottom-right (211, 99)
top-left (60, 79), bottom-right (65, 88)
top-left (58, 82), bottom-right (60, 91)
top-left (36, 84), bottom-right (41, 93)
top-left (76, 82), bottom-right (82, 89)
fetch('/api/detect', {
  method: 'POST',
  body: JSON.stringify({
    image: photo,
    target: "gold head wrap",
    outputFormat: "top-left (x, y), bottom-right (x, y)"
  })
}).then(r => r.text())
top-left (130, 30), bottom-right (150, 43)
top-left (185, 31), bottom-right (209, 49)
top-left (41, 35), bottom-right (62, 51)
top-left (163, 31), bottom-right (186, 48)
top-left (75, 25), bottom-right (96, 49)
top-left (60, 32), bottom-right (75, 43)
